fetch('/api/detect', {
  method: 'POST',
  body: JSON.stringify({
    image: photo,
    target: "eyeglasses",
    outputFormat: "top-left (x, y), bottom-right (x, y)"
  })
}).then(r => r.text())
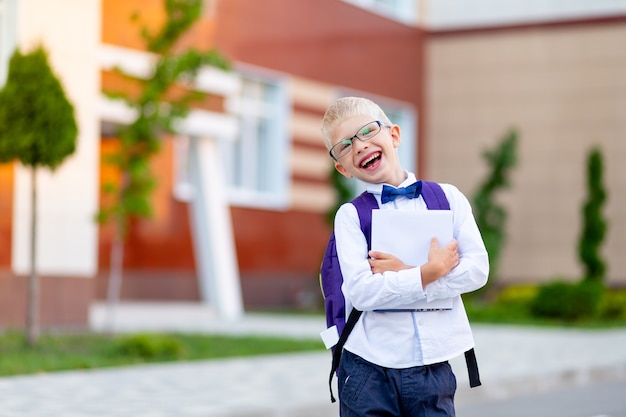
top-left (329, 120), bottom-right (389, 161)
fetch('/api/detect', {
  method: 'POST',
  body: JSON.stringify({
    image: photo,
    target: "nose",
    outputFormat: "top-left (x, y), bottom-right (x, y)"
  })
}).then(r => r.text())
top-left (352, 137), bottom-right (369, 154)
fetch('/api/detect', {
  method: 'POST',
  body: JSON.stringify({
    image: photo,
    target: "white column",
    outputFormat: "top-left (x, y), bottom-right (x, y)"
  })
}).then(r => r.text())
top-left (188, 137), bottom-right (243, 320)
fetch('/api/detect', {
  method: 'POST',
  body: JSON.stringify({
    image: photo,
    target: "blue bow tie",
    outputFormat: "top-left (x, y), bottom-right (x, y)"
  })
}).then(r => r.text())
top-left (381, 181), bottom-right (422, 204)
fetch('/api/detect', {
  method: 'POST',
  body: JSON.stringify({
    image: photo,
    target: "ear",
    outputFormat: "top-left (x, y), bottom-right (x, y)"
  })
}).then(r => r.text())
top-left (335, 161), bottom-right (352, 178)
top-left (390, 124), bottom-right (401, 148)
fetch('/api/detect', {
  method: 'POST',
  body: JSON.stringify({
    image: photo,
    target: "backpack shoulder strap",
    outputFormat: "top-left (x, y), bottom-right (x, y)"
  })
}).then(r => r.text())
top-left (351, 191), bottom-right (378, 250)
top-left (421, 181), bottom-right (450, 210)
top-left (328, 192), bottom-right (377, 403)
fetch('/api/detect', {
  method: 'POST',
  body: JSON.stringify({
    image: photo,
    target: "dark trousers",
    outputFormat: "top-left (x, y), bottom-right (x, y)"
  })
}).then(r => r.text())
top-left (337, 350), bottom-right (456, 417)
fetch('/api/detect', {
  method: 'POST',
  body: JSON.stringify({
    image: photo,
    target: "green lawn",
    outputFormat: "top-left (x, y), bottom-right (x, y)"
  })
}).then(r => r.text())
top-left (0, 331), bottom-right (325, 377)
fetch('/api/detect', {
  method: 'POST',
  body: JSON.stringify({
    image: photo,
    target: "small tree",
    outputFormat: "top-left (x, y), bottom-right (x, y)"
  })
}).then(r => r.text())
top-left (97, 0), bottom-right (229, 332)
top-left (0, 46), bottom-right (78, 345)
top-left (578, 146), bottom-right (608, 284)
top-left (471, 129), bottom-right (518, 296)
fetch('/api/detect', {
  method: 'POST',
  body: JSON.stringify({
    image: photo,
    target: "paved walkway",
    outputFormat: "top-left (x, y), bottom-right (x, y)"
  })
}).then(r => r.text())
top-left (0, 302), bottom-right (625, 417)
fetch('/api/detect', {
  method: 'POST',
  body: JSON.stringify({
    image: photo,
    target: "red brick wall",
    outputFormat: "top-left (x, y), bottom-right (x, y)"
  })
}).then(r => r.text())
top-left (0, 272), bottom-right (93, 330)
top-left (0, 163), bottom-right (13, 268)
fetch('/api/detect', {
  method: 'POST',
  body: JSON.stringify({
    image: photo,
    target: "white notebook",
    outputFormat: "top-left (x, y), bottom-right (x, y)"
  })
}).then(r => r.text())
top-left (371, 209), bottom-right (454, 311)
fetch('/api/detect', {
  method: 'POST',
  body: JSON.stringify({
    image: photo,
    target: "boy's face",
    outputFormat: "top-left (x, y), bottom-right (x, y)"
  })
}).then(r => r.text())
top-left (330, 115), bottom-right (405, 186)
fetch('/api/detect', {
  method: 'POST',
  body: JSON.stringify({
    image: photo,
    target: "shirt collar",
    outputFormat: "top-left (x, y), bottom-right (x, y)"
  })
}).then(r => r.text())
top-left (365, 171), bottom-right (417, 195)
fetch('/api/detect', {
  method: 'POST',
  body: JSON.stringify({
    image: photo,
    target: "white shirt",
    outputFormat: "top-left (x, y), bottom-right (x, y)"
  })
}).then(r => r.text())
top-left (334, 172), bottom-right (489, 368)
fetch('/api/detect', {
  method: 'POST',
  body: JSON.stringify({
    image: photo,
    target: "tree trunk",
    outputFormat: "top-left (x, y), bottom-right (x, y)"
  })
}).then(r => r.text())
top-left (105, 221), bottom-right (124, 334)
top-left (26, 166), bottom-right (39, 346)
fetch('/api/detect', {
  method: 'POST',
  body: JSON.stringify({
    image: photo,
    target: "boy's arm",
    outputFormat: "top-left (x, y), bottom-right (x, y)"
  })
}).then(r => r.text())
top-left (369, 237), bottom-right (459, 286)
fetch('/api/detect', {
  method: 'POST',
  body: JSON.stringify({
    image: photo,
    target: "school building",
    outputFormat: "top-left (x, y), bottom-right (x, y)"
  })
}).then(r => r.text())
top-left (1, 0), bottom-right (625, 328)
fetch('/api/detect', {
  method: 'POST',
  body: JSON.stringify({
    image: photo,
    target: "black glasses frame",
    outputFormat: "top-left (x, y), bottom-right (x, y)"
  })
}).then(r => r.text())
top-left (329, 120), bottom-right (387, 161)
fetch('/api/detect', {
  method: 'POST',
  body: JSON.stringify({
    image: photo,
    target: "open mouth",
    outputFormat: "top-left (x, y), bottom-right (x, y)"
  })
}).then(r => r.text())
top-left (360, 152), bottom-right (381, 169)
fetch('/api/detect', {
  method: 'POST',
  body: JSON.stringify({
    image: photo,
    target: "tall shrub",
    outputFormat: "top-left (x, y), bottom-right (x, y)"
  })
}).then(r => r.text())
top-left (0, 46), bottom-right (78, 345)
top-left (578, 146), bottom-right (608, 283)
top-left (531, 146), bottom-right (608, 321)
top-left (97, 0), bottom-right (229, 332)
top-left (471, 129), bottom-right (518, 295)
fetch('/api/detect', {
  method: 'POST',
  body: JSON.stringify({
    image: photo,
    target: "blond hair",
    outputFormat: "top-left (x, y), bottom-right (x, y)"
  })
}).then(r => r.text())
top-left (321, 97), bottom-right (392, 149)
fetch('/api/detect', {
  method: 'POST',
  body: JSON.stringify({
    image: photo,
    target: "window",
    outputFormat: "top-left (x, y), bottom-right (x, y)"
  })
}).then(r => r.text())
top-left (220, 70), bottom-right (290, 209)
top-left (342, 0), bottom-right (418, 25)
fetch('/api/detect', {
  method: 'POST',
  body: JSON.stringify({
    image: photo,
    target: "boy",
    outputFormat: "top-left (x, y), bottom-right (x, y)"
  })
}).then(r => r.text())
top-left (321, 97), bottom-right (489, 417)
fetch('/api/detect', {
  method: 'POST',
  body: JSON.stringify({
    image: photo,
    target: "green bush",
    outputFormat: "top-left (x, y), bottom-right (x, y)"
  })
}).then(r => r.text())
top-left (599, 290), bottom-right (626, 320)
top-left (496, 285), bottom-right (537, 305)
top-left (113, 334), bottom-right (185, 360)
top-left (530, 280), bottom-right (604, 321)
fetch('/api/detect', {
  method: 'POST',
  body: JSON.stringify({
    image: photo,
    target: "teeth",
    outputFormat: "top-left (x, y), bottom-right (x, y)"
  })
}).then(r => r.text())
top-left (361, 153), bottom-right (380, 168)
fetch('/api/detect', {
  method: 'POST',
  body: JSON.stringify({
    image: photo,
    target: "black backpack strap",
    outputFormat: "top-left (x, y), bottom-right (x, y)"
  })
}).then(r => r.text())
top-left (465, 348), bottom-right (481, 387)
top-left (329, 307), bottom-right (362, 403)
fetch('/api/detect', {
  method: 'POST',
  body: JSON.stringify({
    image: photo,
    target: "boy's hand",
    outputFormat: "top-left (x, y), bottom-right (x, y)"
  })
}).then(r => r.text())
top-left (421, 237), bottom-right (459, 286)
top-left (368, 251), bottom-right (411, 274)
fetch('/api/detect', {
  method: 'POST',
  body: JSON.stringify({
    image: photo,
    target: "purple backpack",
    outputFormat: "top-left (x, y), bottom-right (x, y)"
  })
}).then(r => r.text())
top-left (320, 181), bottom-right (480, 403)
